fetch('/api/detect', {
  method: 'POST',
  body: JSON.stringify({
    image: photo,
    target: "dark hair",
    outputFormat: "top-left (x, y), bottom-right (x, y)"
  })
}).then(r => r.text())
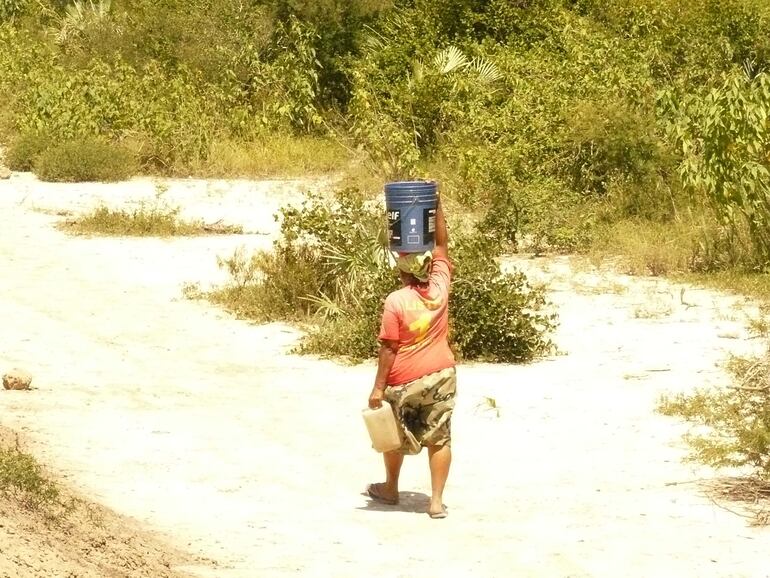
top-left (399, 270), bottom-right (428, 287)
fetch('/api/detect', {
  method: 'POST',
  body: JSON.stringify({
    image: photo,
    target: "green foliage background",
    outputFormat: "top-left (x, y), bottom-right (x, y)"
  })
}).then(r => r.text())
top-left (3, 0), bottom-right (770, 333)
top-left (3, 1), bottom-right (770, 257)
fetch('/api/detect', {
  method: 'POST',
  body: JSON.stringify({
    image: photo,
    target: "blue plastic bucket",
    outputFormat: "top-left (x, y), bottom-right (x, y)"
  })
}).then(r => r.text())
top-left (384, 180), bottom-right (438, 253)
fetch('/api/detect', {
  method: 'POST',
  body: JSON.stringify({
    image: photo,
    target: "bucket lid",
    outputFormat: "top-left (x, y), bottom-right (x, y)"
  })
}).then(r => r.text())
top-left (384, 180), bottom-right (437, 194)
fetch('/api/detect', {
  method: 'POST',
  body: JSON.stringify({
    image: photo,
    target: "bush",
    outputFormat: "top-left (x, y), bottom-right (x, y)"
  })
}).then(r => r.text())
top-left (14, 58), bottom-right (223, 171)
top-left (589, 217), bottom-right (702, 276)
top-left (207, 188), bottom-right (396, 360)
top-left (33, 137), bottom-right (136, 182)
top-left (564, 97), bottom-right (666, 198)
top-left (450, 233), bottom-right (557, 362)
top-left (661, 69), bottom-right (770, 270)
top-left (0, 27), bottom-right (52, 138)
top-left (0, 24), bottom-right (230, 171)
top-left (0, 0), bottom-right (29, 23)
top-left (478, 177), bottom-right (595, 254)
top-left (197, 134), bottom-right (349, 178)
top-left (347, 39), bottom-right (503, 178)
top-left (4, 131), bottom-right (51, 171)
top-left (580, 0), bottom-right (770, 76)
top-left (205, 188), bottom-right (557, 363)
top-left (62, 204), bottom-right (242, 236)
top-left (208, 244), bottom-right (333, 323)
top-left (0, 443), bottom-right (61, 512)
top-left (659, 352), bottom-right (770, 480)
top-left (58, 182), bottom-right (243, 235)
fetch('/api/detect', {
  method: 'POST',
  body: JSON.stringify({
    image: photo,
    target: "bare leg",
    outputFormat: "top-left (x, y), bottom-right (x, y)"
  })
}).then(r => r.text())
top-left (369, 451), bottom-right (403, 504)
top-left (428, 444), bottom-right (451, 517)
top-left (384, 450), bottom-right (403, 492)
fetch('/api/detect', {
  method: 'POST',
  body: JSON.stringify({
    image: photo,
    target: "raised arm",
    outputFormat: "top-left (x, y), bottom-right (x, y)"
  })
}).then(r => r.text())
top-left (434, 194), bottom-right (448, 259)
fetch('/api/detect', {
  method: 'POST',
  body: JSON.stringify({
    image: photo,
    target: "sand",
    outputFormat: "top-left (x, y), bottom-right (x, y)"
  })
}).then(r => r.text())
top-left (1, 171), bottom-right (769, 577)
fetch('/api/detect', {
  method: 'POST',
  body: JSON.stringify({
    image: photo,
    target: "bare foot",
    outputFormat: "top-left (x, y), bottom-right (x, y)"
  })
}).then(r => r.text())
top-left (366, 483), bottom-right (399, 505)
top-left (428, 503), bottom-right (447, 519)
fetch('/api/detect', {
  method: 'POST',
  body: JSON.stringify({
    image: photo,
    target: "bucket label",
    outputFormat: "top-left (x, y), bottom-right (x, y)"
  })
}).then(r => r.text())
top-left (387, 209), bottom-right (402, 247)
top-left (424, 207), bottom-right (436, 244)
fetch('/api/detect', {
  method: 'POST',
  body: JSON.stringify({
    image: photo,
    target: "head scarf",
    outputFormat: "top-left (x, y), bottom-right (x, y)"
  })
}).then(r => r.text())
top-left (396, 251), bottom-right (432, 283)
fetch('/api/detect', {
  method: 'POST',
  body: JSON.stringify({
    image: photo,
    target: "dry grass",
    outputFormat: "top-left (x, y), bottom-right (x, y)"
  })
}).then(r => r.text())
top-left (704, 477), bottom-right (770, 526)
top-left (678, 271), bottom-right (770, 303)
top-left (57, 183), bottom-right (242, 237)
top-left (60, 205), bottom-right (242, 237)
top-left (588, 216), bottom-right (770, 306)
top-left (192, 134), bottom-right (351, 178)
top-left (588, 218), bottom-right (700, 276)
top-left (0, 434), bottom-right (70, 519)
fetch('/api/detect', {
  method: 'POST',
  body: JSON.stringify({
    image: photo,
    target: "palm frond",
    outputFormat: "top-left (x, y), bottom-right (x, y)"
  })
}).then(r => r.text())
top-left (320, 229), bottom-right (390, 306)
top-left (322, 235), bottom-right (387, 280)
top-left (469, 56), bottom-right (503, 84)
top-left (65, 0), bottom-right (111, 20)
top-left (58, 0), bottom-right (111, 44)
top-left (361, 25), bottom-right (386, 52)
top-left (433, 46), bottom-right (469, 74)
top-left (302, 291), bottom-right (345, 320)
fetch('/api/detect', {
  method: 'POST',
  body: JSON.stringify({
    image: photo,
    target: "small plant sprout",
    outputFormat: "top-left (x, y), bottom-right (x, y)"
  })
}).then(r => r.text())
top-left (476, 396), bottom-right (501, 418)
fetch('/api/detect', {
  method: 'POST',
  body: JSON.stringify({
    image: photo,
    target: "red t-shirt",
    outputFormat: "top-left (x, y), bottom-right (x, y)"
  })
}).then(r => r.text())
top-left (378, 255), bottom-right (456, 386)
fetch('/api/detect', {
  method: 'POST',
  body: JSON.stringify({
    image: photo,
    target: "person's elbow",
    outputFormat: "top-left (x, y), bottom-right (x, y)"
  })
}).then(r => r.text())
top-left (380, 339), bottom-right (399, 355)
top-left (433, 244), bottom-right (449, 259)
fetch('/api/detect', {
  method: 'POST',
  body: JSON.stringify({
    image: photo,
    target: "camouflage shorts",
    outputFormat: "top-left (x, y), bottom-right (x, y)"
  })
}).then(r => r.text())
top-left (384, 367), bottom-right (457, 455)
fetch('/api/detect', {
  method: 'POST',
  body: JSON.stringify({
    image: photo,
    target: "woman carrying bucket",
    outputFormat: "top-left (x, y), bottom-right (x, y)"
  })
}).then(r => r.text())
top-left (366, 181), bottom-right (456, 519)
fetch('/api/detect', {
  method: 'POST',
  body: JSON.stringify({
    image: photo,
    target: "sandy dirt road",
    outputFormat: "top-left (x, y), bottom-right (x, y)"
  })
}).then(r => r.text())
top-left (1, 172), bottom-right (769, 577)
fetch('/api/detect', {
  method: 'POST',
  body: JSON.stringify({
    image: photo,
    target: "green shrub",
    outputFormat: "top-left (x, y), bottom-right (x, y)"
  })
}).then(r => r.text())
top-left (0, 0), bottom-right (29, 22)
top-left (450, 233), bottom-right (557, 362)
top-left (580, 0), bottom-right (770, 76)
top-left (589, 217), bottom-right (707, 276)
top-left (56, 0), bottom-right (112, 47)
top-left (208, 245), bottom-right (330, 322)
top-left (34, 137), bottom-right (136, 182)
top-left (63, 204), bottom-right (241, 236)
top-left (588, 209), bottom-right (769, 276)
top-left (658, 352), bottom-right (770, 480)
top-left (258, 16), bottom-right (323, 133)
top-left (15, 58), bottom-right (223, 171)
top-left (206, 188), bottom-right (396, 360)
top-left (661, 69), bottom-right (770, 270)
top-left (205, 188), bottom-right (557, 363)
top-left (564, 97), bottom-right (666, 198)
top-left (0, 26), bottom-right (54, 137)
top-left (298, 265), bottom-right (397, 360)
top-left (298, 311), bottom-right (382, 361)
top-left (478, 178), bottom-right (595, 254)
top-left (687, 218), bottom-right (761, 273)
top-left (5, 131), bottom-right (51, 171)
top-left (60, 182), bottom-right (243, 235)
top-left (197, 135), bottom-right (349, 178)
top-left (347, 40), bottom-right (503, 178)
top-left (72, 0), bottom-right (271, 80)
top-left (0, 443), bottom-right (61, 511)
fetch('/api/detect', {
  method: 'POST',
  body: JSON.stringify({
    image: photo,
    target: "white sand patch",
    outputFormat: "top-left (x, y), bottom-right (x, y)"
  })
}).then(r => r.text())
top-left (1, 171), bottom-right (769, 577)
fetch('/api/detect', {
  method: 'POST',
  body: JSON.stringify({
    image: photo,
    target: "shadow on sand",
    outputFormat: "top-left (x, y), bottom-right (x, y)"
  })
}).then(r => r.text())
top-left (357, 490), bottom-right (432, 514)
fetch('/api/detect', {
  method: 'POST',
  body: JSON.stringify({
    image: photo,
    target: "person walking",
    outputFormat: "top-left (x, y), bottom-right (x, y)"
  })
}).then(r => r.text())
top-left (366, 195), bottom-right (456, 519)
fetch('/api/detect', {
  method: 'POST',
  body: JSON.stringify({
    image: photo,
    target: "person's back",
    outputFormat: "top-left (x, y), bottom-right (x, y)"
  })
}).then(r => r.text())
top-left (378, 253), bottom-right (454, 386)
